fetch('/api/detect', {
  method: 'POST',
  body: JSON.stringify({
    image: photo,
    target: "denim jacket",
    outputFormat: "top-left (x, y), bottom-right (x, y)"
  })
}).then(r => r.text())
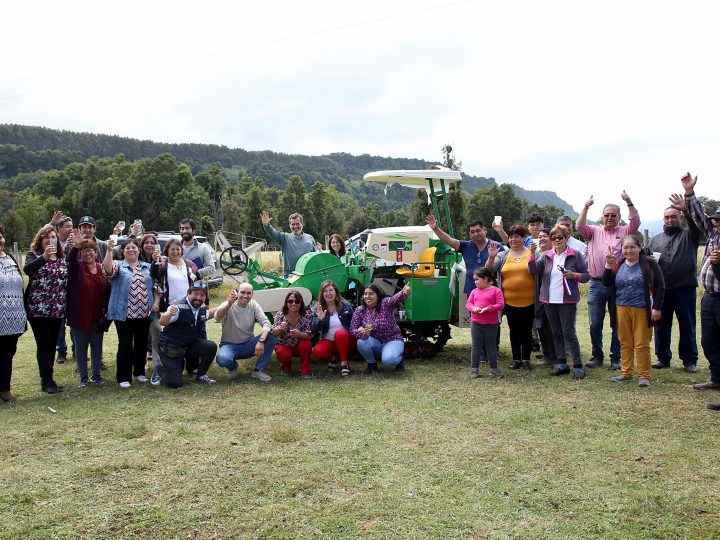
top-left (107, 260), bottom-right (155, 321)
top-left (311, 300), bottom-right (353, 340)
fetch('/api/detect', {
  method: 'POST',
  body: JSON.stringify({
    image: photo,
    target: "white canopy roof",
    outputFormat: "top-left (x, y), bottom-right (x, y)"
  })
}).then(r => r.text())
top-left (363, 169), bottom-right (463, 187)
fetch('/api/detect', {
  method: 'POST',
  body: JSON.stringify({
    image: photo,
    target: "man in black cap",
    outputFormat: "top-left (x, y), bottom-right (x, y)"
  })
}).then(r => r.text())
top-left (680, 173), bottom-right (720, 411)
top-left (157, 283), bottom-right (217, 388)
top-left (78, 216), bottom-right (108, 261)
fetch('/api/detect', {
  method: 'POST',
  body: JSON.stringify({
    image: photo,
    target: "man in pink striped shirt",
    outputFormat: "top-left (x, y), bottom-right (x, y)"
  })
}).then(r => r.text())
top-left (576, 191), bottom-right (641, 370)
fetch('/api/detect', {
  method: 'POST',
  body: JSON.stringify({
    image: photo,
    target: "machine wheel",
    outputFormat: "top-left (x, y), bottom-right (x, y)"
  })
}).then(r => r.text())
top-left (219, 246), bottom-right (249, 275)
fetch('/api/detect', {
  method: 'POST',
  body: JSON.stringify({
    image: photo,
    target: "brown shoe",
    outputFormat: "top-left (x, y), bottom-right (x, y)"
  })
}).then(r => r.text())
top-left (707, 402), bottom-right (720, 411)
top-left (0, 391), bottom-right (16, 402)
top-left (692, 381), bottom-right (720, 390)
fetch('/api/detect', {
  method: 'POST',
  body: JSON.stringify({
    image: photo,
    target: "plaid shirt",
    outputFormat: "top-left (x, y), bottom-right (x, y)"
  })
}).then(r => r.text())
top-left (686, 193), bottom-right (720, 294)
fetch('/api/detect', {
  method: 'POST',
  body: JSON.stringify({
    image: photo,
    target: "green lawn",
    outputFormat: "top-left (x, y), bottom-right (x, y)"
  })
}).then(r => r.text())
top-left (1, 283), bottom-right (718, 539)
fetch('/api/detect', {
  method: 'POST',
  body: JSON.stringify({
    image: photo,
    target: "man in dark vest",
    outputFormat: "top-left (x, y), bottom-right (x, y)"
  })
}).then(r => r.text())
top-left (158, 283), bottom-right (217, 388)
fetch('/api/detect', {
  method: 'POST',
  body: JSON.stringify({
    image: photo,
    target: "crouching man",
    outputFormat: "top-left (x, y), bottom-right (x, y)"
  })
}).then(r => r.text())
top-left (158, 283), bottom-right (217, 388)
top-left (214, 283), bottom-right (276, 382)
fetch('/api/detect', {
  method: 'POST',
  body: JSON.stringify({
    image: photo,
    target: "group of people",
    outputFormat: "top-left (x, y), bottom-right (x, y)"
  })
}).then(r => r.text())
top-left (0, 173), bottom-right (718, 411)
top-left (429, 173), bottom-right (719, 410)
top-left (0, 210), bottom-right (411, 400)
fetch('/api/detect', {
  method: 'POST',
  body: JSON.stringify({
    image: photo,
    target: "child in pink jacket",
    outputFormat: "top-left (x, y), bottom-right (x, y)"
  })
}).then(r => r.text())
top-left (466, 267), bottom-right (506, 379)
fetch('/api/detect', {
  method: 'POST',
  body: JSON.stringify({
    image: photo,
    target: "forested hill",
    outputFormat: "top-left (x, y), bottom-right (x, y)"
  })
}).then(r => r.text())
top-left (0, 124), bottom-right (574, 213)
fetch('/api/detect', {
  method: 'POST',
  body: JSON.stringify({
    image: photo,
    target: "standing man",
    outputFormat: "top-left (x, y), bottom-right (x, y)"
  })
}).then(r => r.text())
top-left (576, 191), bottom-right (640, 370)
top-left (647, 200), bottom-right (702, 372)
top-left (556, 215), bottom-right (588, 255)
top-left (77, 216), bottom-right (108, 260)
top-left (157, 284), bottom-right (217, 388)
top-left (680, 173), bottom-right (720, 410)
top-left (214, 283), bottom-right (276, 382)
top-left (426, 215), bottom-right (505, 299)
top-left (261, 211), bottom-right (316, 277)
top-left (179, 218), bottom-right (216, 279)
top-left (494, 212), bottom-right (544, 249)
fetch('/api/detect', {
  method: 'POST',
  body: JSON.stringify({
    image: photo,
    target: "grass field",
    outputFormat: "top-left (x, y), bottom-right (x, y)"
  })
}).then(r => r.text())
top-left (1, 279), bottom-right (719, 539)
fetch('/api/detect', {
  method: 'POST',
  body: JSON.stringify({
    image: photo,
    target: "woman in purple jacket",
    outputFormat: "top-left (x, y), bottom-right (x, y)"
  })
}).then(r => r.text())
top-left (529, 225), bottom-right (590, 379)
top-left (350, 283), bottom-right (410, 374)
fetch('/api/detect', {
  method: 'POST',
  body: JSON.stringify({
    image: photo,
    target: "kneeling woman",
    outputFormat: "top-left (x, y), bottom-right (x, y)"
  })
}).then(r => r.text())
top-left (603, 234), bottom-right (665, 387)
top-left (350, 283), bottom-right (410, 374)
top-left (311, 280), bottom-right (355, 377)
top-left (272, 290), bottom-right (313, 378)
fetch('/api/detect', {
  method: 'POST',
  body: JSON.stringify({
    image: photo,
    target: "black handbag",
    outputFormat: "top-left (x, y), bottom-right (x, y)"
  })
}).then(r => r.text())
top-left (98, 315), bottom-right (112, 333)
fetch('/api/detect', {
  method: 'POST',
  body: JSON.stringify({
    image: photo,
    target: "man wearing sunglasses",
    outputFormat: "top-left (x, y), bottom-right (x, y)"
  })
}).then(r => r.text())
top-left (576, 191), bottom-right (640, 370)
top-left (158, 282), bottom-right (217, 388)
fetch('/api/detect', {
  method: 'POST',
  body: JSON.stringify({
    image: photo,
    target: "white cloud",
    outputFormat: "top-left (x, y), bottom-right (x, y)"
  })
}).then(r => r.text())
top-left (2, 0), bottom-right (719, 216)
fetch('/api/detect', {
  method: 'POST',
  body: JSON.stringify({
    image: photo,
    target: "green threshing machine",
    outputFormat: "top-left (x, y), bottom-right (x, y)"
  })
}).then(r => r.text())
top-left (217, 169), bottom-right (471, 358)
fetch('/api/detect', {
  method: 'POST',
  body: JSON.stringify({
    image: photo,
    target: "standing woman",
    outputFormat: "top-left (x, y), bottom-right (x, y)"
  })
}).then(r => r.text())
top-left (66, 239), bottom-right (110, 387)
top-left (486, 225), bottom-right (536, 370)
top-left (138, 233), bottom-right (158, 264)
top-left (104, 237), bottom-right (156, 388)
top-left (328, 234), bottom-right (347, 262)
top-left (529, 225), bottom-right (590, 379)
top-left (0, 225), bottom-right (26, 402)
top-left (149, 238), bottom-right (197, 384)
top-left (350, 283), bottom-right (410, 374)
top-left (311, 280), bottom-right (355, 377)
top-left (24, 224), bottom-right (69, 393)
top-left (272, 291), bottom-right (314, 378)
top-left (603, 234), bottom-right (665, 387)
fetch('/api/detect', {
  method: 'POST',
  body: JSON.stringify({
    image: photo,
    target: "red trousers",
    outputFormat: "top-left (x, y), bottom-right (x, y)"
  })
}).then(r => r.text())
top-left (312, 329), bottom-right (355, 363)
top-left (275, 339), bottom-right (312, 375)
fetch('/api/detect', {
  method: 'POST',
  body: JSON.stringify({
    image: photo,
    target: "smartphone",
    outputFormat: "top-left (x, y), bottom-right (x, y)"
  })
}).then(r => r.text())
top-left (154, 244), bottom-right (161, 253)
top-left (493, 215), bottom-right (502, 226)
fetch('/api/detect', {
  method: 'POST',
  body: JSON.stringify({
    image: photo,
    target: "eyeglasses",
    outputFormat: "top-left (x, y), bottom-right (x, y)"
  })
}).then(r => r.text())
top-left (286, 299), bottom-right (301, 305)
top-left (192, 281), bottom-right (207, 289)
top-left (603, 213), bottom-right (618, 218)
top-left (551, 236), bottom-right (566, 241)
top-left (557, 265), bottom-right (566, 272)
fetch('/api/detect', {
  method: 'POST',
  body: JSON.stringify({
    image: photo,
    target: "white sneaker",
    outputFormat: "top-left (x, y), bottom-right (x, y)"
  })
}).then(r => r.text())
top-left (134, 375), bottom-right (148, 383)
top-left (228, 368), bottom-right (239, 380)
top-left (251, 370), bottom-right (272, 382)
top-left (150, 371), bottom-right (161, 386)
top-left (119, 381), bottom-right (131, 389)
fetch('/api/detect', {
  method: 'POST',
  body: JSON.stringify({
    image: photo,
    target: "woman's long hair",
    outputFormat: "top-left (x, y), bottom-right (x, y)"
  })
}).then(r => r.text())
top-left (362, 283), bottom-right (386, 312)
top-left (282, 290), bottom-right (307, 316)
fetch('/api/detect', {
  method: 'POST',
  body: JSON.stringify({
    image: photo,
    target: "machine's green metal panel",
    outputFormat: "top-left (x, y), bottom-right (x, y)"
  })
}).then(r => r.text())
top-left (288, 252), bottom-right (348, 298)
top-left (405, 276), bottom-right (451, 321)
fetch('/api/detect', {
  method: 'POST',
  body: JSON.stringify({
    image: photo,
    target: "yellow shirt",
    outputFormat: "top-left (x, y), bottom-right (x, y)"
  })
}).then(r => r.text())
top-left (500, 250), bottom-right (535, 307)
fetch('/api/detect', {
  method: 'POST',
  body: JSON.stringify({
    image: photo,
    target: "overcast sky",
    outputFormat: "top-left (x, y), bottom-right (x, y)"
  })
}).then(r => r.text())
top-left (3, 0), bottom-right (719, 220)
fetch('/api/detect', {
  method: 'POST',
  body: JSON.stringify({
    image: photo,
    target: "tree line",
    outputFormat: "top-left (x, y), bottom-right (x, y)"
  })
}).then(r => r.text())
top-left (0, 150), bottom-right (588, 249)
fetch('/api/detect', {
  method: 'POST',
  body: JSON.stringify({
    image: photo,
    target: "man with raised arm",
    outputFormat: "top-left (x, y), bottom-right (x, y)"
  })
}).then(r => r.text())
top-left (214, 283), bottom-right (276, 382)
top-left (576, 191), bottom-right (640, 370)
top-left (679, 173), bottom-right (720, 410)
top-left (425, 215), bottom-right (505, 298)
top-left (646, 198), bottom-right (702, 372)
top-left (261, 211), bottom-right (317, 277)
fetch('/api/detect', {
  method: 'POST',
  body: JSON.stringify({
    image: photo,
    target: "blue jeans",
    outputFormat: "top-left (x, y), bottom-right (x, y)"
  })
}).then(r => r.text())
top-left (356, 336), bottom-right (404, 366)
top-left (587, 280), bottom-right (620, 361)
top-left (700, 293), bottom-right (720, 383)
top-left (216, 335), bottom-right (277, 372)
top-left (654, 286), bottom-right (698, 366)
top-left (56, 319), bottom-right (76, 354)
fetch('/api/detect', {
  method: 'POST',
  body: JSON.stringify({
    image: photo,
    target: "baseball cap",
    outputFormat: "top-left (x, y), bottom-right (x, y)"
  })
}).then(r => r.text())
top-left (78, 216), bottom-right (96, 226)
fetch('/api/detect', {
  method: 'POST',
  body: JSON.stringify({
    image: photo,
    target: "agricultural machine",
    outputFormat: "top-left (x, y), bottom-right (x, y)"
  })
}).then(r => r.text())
top-left (216, 169), bottom-right (470, 357)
